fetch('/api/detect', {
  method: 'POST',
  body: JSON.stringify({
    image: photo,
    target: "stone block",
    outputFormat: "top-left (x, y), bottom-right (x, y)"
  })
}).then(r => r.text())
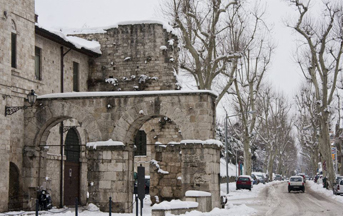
top-left (99, 181), bottom-right (111, 189)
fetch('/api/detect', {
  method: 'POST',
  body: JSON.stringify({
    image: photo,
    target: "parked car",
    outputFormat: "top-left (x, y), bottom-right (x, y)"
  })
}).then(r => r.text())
top-left (288, 176), bottom-right (305, 193)
top-left (333, 176), bottom-right (343, 195)
top-left (252, 172), bottom-right (265, 184)
top-left (297, 173), bottom-right (306, 183)
top-left (274, 174), bottom-right (282, 181)
top-left (251, 174), bottom-right (259, 185)
top-left (134, 176), bottom-right (150, 194)
top-left (236, 175), bottom-right (253, 191)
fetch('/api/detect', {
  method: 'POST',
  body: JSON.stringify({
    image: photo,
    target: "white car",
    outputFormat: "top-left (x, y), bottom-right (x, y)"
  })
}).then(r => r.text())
top-left (288, 176), bottom-right (305, 193)
top-left (333, 176), bottom-right (343, 195)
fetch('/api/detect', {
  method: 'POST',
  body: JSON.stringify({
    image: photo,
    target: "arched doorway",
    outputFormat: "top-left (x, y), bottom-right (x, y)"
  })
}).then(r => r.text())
top-left (8, 162), bottom-right (22, 210)
top-left (64, 128), bottom-right (80, 205)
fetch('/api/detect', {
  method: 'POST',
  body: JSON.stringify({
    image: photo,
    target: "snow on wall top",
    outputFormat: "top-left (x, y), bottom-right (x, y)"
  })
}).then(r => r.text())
top-left (180, 139), bottom-right (223, 147)
top-left (151, 199), bottom-right (198, 210)
top-left (63, 20), bottom-right (177, 36)
top-left (86, 139), bottom-right (124, 149)
top-left (38, 90), bottom-right (217, 99)
top-left (36, 23), bottom-right (101, 54)
top-left (185, 190), bottom-right (212, 197)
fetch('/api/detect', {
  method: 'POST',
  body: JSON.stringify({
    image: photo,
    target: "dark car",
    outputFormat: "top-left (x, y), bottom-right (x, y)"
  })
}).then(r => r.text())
top-left (251, 174), bottom-right (259, 185)
top-left (274, 174), bottom-right (282, 181)
top-left (134, 176), bottom-right (150, 194)
top-left (236, 175), bottom-right (253, 191)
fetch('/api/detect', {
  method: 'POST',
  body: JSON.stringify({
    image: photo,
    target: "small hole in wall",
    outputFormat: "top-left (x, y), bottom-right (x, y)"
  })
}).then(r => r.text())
top-left (113, 67), bottom-right (116, 70)
top-left (109, 76), bottom-right (113, 78)
top-left (137, 66), bottom-right (139, 69)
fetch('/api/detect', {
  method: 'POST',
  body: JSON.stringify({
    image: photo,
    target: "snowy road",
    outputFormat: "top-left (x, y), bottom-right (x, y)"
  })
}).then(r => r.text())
top-left (250, 181), bottom-right (343, 216)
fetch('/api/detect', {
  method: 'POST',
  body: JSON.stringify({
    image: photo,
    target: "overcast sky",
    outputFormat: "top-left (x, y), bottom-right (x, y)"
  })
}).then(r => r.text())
top-left (35, 0), bottom-right (304, 100)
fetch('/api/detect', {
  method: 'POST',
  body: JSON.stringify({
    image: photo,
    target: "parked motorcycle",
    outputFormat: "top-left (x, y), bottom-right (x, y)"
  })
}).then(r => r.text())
top-left (37, 182), bottom-right (52, 210)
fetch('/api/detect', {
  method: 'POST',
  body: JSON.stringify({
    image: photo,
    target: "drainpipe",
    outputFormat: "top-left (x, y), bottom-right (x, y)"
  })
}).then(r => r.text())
top-left (60, 46), bottom-right (71, 208)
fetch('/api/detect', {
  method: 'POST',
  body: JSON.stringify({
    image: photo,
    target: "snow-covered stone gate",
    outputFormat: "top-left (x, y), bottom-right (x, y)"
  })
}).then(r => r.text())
top-left (22, 90), bottom-right (220, 212)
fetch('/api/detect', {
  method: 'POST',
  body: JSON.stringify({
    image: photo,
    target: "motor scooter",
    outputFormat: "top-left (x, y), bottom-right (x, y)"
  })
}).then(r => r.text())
top-left (37, 181), bottom-right (52, 210)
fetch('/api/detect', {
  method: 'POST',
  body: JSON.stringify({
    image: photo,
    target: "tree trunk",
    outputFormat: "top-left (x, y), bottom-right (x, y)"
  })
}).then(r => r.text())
top-left (267, 148), bottom-right (276, 181)
top-left (243, 137), bottom-right (252, 175)
top-left (320, 115), bottom-right (335, 188)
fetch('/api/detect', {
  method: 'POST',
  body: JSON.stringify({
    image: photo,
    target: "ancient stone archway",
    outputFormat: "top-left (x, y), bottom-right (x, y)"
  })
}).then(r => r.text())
top-left (23, 91), bottom-right (217, 212)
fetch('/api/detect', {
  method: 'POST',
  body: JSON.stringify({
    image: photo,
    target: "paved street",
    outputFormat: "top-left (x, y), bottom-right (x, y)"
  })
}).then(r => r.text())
top-left (238, 181), bottom-right (343, 216)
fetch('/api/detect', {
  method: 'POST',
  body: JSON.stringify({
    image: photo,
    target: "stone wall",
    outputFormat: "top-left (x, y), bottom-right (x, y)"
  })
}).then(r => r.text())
top-left (87, 145), bottom-right (133, 213)
top-left (181, 142), bottom-right (221, 209)
top-left (35, 35), bottom-right (90, 94)
top-left (150, 145), bottom-right (183, 204)
top-left (0, 0), bottom-right (35, 211)
top-left (149, 142), bottom-right (221, 208)
top-left (72, 23), bottom-right (179, 92)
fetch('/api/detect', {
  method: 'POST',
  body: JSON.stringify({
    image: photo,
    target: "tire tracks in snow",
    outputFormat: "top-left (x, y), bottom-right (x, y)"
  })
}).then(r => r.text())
top-left (264, 183), bottom-right (281, 216)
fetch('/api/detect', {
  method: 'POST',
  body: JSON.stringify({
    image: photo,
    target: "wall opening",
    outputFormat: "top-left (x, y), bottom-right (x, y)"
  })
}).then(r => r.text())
top-left (64, 128), bottom-right (80, 206)
top-left (8, 162), bottom-right (22, 211)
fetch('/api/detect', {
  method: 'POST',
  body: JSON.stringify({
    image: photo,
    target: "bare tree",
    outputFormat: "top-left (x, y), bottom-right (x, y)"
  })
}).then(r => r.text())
top-left (229, 1), bottom-right (274, 175)
top-left (294, 83), bottom-right (321, 176)
top-left (287, 0), bottom-right (343, 187)
top-left (254, 87), bottom-right (294, 180)
top-left (161, 0), bottom-right (242, 105)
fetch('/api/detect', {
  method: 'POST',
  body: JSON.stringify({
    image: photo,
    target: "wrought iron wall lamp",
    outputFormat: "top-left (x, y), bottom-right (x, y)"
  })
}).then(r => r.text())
top-left (5, 89), bottom-right (37, 116)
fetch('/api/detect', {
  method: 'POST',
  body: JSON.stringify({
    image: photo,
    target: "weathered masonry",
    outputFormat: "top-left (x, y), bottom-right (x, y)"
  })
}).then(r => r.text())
top-left (22, 91), bottom-right (219, 212)
top-left (0, 0), bottom-right (221, 213)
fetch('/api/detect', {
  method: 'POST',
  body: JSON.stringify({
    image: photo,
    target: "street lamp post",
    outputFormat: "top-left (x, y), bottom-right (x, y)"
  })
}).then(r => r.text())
top-left (225, 113), bottom-right (229, 194)
top-left (224, 111), bottom-right (255, 194)
top-left (236, 149), bottom-right (238, 180)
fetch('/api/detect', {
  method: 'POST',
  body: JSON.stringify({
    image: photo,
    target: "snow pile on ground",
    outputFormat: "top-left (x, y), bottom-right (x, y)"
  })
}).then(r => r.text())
top-left (152, 200), bottom-right (198, 210)
top-left (167, 205), bottom-right (256, 216)
top-left (308, 181), bottom-right (343, 203)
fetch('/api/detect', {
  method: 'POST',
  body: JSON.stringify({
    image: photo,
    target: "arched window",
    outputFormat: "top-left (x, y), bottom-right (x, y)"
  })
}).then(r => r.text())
top-left (65, 128), bottom-right (80, 162)
top-left (135, 130), bottom-right (147, 156)
top-left (11, 20), bottom-right (17, 68)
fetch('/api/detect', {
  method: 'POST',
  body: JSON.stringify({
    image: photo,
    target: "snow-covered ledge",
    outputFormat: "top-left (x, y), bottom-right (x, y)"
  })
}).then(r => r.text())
top-left (86, 139), bottom-right (124, 150)
top-left (152, 200), bottom-right (198, 216)
top-left (184, 190), bottom-right (212, 212)
top-left (38, 90), bottom-right (217, 99)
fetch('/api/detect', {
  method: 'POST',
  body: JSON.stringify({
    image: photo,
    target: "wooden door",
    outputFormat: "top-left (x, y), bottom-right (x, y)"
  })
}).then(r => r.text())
top-left (64, 128), bottom-right (80, 206)
top-left (64, 161), bottom-right (80, 205)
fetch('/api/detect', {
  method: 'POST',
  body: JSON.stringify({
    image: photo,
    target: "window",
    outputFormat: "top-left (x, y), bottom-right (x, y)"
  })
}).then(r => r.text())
top-left (11, 20), bottom-right (17, 69)
top-left (11, 33), bottom-right (16, 68)
top-left (35, 47), bottom-right (41, 80)
top-left (73, 62), bottom-right (79, 92)
top-left (134, 130), bottom-right (147, 156)
top-left (65, 128), bottom-right (80, 163)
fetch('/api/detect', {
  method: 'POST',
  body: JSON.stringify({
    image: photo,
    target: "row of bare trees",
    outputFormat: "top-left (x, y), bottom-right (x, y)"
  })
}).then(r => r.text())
top-left (162, 0), bottom-right (343, 186)
top-left (290, 0), bottom-right (343, 187)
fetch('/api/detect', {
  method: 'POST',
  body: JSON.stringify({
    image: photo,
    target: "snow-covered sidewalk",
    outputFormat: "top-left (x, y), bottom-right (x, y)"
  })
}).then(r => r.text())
top-left (7, 180), bottom-right (335, 216)
top-left (307, 180), bottom-right (343, 203)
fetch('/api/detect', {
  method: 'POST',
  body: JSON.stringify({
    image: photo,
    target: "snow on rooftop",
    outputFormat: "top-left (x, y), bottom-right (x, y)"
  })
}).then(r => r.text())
top-left (36, 23), bottom-right (101, 54)
top-left (63, 20), bottom-right (177, 36)
top-left (151, 199), bottom-right (198, 210)
top-left (86, 139), bottom-right (124, 149)
top-left (38, 90), bottom-right (217, 99)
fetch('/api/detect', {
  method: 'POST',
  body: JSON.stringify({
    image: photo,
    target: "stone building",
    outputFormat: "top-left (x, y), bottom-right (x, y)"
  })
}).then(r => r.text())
top-left (0, 0), bottom-right (221, 213)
